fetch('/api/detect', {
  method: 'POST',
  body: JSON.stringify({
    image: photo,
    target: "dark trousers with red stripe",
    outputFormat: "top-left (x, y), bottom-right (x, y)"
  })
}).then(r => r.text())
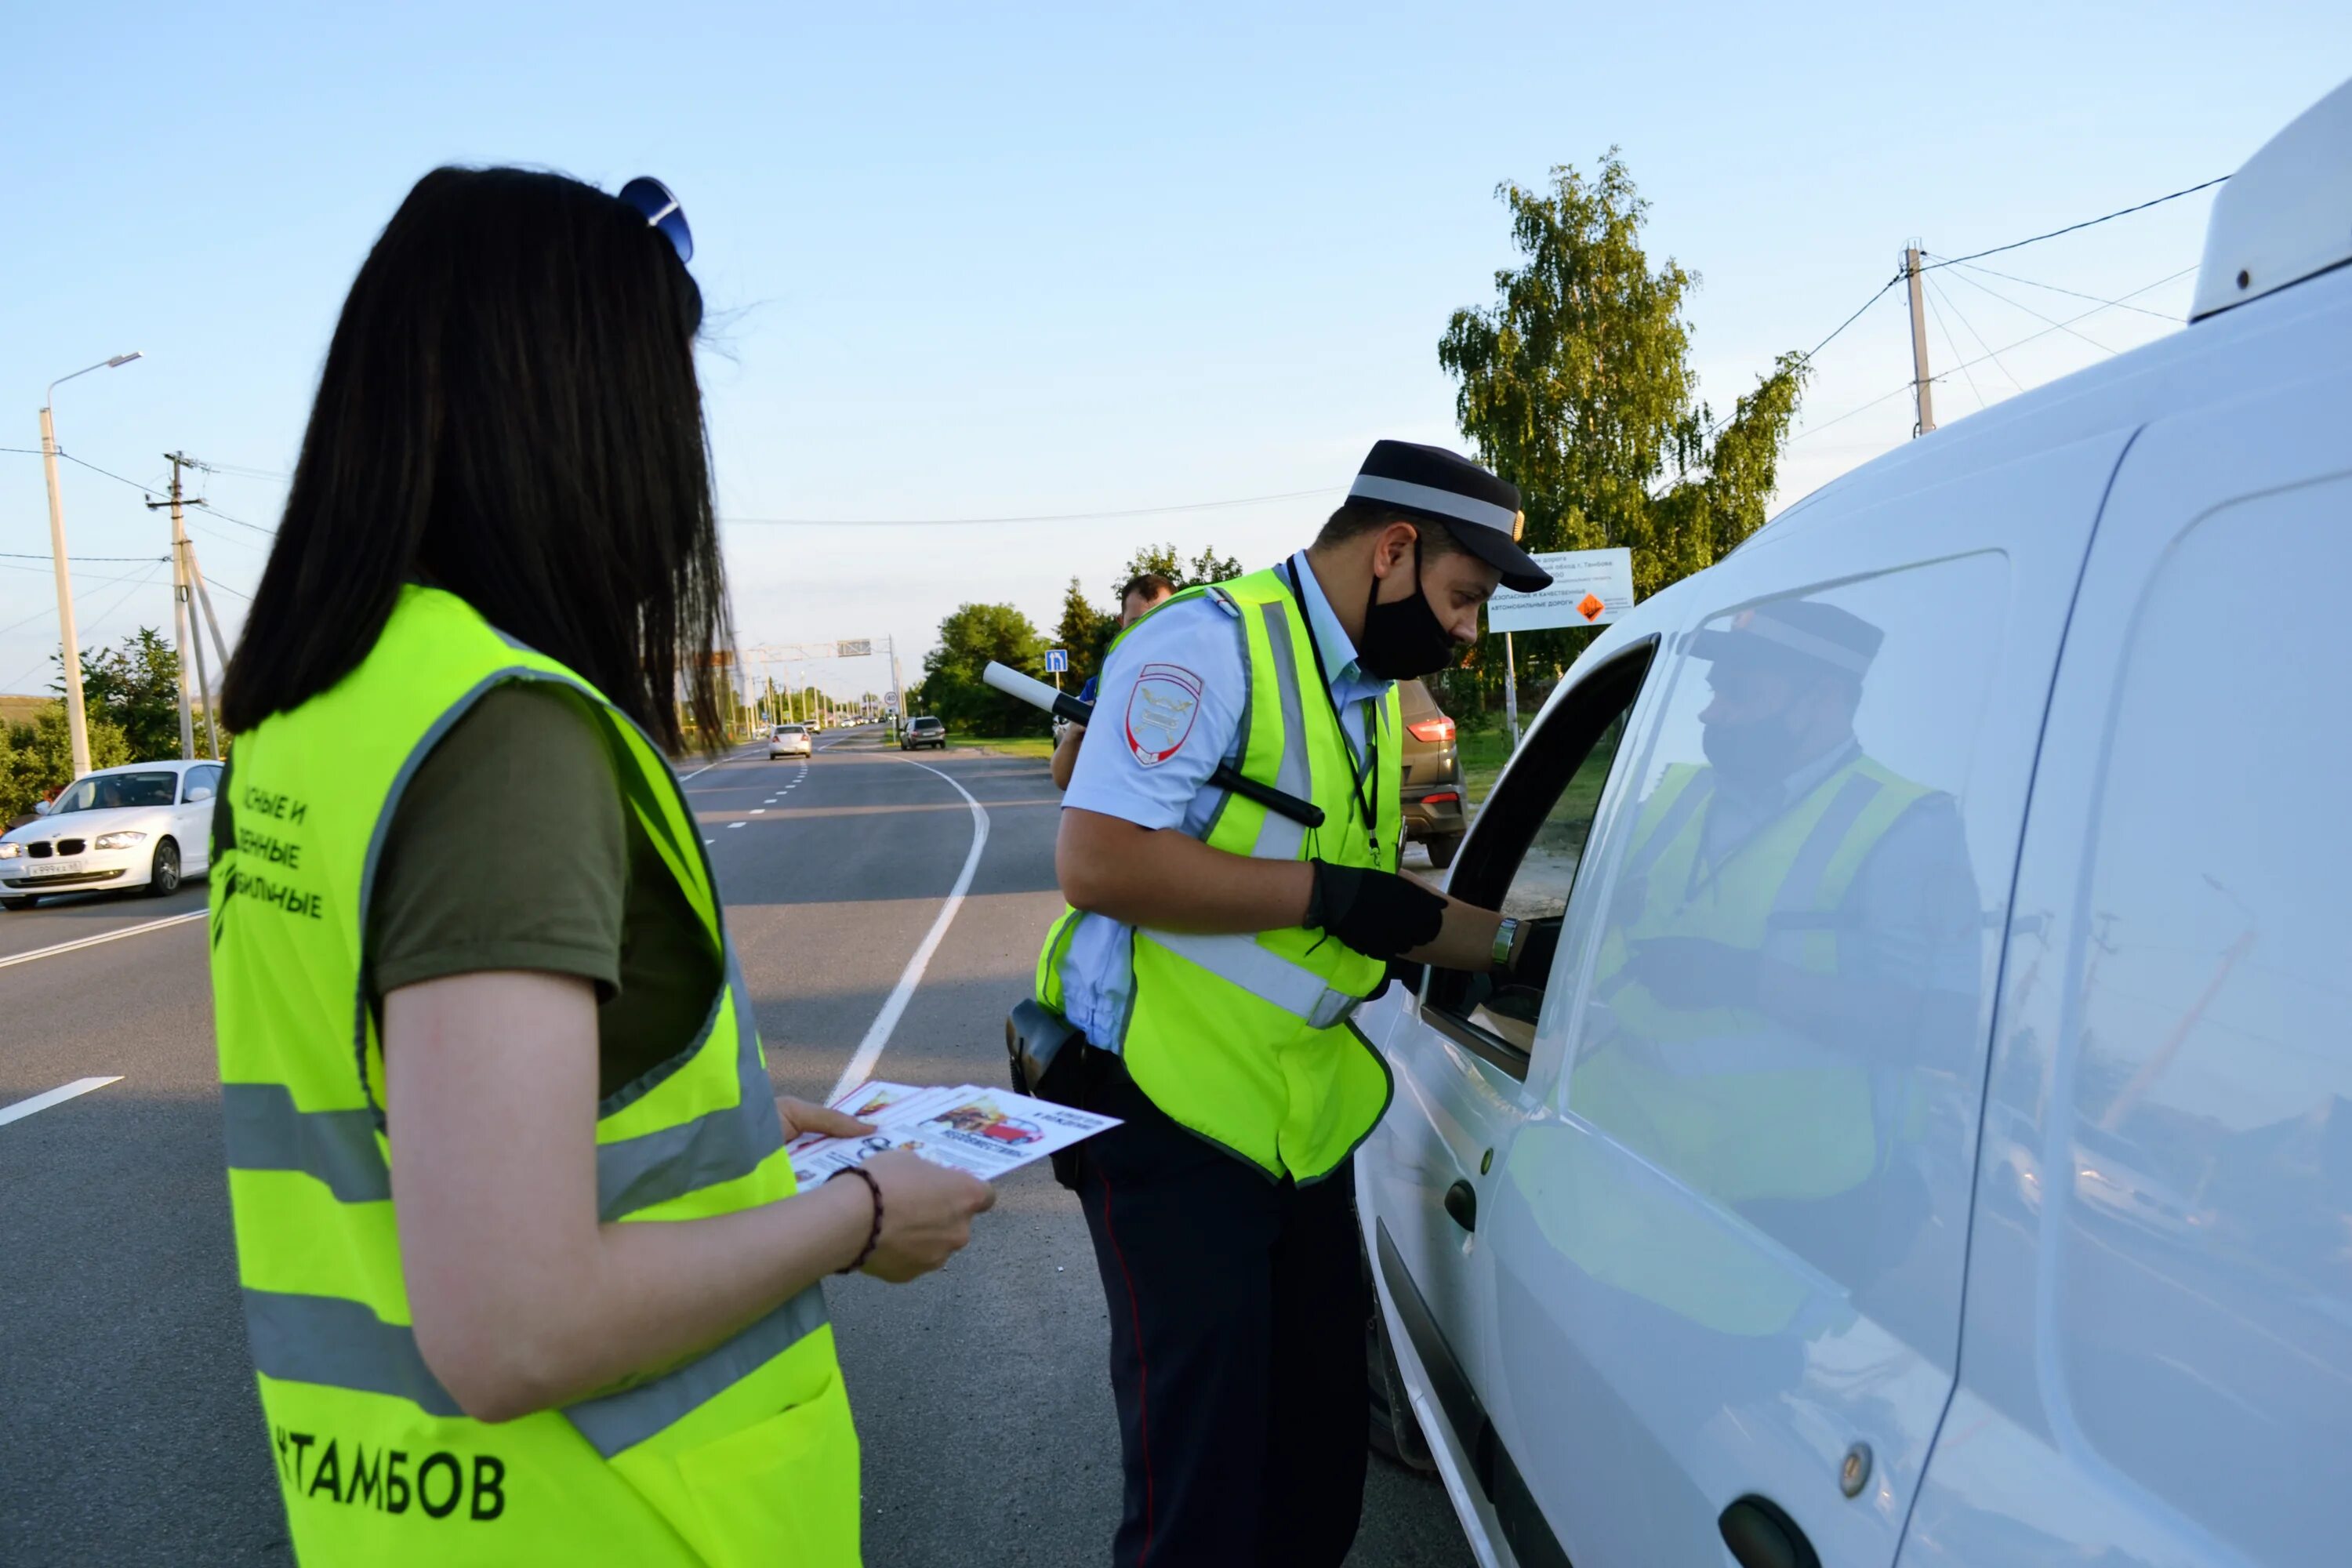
top-left (1076, 1058), bottom-right (1370, 1568)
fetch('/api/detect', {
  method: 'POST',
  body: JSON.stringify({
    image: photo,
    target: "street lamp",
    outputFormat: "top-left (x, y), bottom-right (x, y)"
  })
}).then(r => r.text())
top-left (39, 350), bottom-right (143, 780)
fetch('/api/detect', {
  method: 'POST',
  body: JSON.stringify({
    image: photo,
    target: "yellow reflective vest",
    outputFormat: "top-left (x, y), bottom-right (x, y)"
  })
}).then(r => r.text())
top-left (1037, 566), bottom-right (1402, 1182)
top-left (1556, 754), bottom-right (1933, 1334)
top-left (209, 585), bottom-right (858, 1565)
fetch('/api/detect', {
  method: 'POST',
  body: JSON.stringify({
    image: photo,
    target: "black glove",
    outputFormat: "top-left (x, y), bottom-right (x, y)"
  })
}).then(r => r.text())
top-left (1504, 917), bottom-right (1562, 983)
top-left (1307, 861), bottom-right (1446, 959)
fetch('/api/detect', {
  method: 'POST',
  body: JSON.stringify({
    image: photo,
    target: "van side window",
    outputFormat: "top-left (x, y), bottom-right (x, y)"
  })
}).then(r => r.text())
top-left (1563, 559), bottom-right (2001, 1336)
top-left (1425, 644), bottom-right (1653, 1076)
top-left (2030, 477), bottom-right (2352, 1560)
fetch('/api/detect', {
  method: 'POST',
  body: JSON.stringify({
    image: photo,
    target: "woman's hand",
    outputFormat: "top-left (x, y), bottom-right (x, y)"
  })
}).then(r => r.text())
top-left (854, 1150), bottom-right (996, 1283)
top-left (776, 1094), bottom-right (873, 1142)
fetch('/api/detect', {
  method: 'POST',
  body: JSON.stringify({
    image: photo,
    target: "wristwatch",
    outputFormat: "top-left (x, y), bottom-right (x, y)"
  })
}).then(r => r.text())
top-left (1490, 916), bottom-right (1521, 971)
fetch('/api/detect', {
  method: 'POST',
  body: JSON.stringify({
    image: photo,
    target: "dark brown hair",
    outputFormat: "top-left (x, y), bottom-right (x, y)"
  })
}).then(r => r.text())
top-left (1120, 572), bottom-right (1177, 608)
top-left (221, 166), bottom-right (731, 753)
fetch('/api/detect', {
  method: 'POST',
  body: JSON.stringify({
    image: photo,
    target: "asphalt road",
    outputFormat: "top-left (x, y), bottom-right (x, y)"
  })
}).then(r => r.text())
top-left (0, 724), bottom-right (1472, 1566)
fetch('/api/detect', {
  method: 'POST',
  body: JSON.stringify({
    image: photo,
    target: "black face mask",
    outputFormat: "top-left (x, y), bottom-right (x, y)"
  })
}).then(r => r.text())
top-left (1700, 712), bottom-right (1808, 789)
top-left (1357, 540), bottom-right (1457, 681)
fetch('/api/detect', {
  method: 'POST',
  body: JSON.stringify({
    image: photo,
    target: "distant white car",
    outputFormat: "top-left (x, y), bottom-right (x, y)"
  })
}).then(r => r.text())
top-left (1, 759), bottom-right (222, 909)
top-left (768, 724), bottom-right (812, 759)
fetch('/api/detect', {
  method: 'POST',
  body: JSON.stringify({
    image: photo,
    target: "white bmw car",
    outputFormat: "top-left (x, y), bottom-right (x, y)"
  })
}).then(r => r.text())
top-left (0, 759), bottom-right (222, 910)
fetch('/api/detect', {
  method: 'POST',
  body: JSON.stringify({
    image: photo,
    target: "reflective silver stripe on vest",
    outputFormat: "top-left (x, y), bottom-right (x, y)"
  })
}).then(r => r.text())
top-left (227, 956), bottom-right (783, 1224)
top-left (238, 1280), bottom-right (830, 1452)
top-left (1250, 601), bottom-right (1315, 862)
top-left (1149, 930), bottom-right (1365, 1030)
top-left (1626, 771), bottom-right (1717, 886)
top-left (223, 1083), bottom-right (391, 1203)
top-left (564, 1283), bottom-right (829, 1458)
top-left (593, 953), bottom-right (785, 1221)
top-left (242, 1289), bottom-right (463, 1417)
top-left (1759, 772), bottom-right (1882, 966)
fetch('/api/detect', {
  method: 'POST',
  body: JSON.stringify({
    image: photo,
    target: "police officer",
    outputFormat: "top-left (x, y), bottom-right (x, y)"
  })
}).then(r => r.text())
top-left (1555, 599), bottom-right (1980, 1431)
top-left (1042, 441), bottom-right (1554, 1566)
top-left (1051, 571), bottom-right (1176, 790)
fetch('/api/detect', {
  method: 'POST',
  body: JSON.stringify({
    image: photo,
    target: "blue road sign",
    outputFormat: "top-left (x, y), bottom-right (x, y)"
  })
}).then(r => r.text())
top-left (1045, 648), bottom-right (1069, 673)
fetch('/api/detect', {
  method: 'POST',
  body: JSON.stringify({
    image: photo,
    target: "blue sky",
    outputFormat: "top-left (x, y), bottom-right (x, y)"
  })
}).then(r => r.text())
top-left (5, 2), bottom-right (2347, 701)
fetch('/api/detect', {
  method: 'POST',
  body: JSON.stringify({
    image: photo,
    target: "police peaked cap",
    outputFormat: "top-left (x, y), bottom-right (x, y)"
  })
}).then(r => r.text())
top-left (1348, 441), bottom-right (1553, 593)
top-left (1690, 600), bottom-right (1884, 684)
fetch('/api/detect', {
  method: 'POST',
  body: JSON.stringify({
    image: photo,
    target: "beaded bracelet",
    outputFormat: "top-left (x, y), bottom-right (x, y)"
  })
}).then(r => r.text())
top-left (828, 1167), bottom-right (884, 1274)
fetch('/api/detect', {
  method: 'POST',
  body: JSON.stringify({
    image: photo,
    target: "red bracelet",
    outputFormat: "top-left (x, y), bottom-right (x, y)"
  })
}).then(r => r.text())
top-left (828, 1167), bottom-right (884, 1275)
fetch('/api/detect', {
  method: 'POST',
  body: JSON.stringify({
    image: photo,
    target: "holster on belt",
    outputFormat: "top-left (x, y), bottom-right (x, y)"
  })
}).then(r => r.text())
top-left (1006, 999), bottom-right (1089, 1190)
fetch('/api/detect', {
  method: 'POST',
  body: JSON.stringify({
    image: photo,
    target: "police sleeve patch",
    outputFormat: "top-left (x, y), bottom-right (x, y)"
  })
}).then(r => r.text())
top-left (1124, 663), bottom-right (1204, 768)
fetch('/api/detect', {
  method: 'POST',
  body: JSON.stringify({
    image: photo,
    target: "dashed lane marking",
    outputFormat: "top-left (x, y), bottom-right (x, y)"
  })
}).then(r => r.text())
top-left (0, 911), bottom-right (207, 970)
top-left (0, 1076), bottom-right (124, 1128)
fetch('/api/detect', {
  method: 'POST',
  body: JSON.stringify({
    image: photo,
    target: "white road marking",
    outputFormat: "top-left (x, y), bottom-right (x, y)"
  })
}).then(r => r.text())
top-left (826, 757), bottom-right (991, 1102)
top-left (0, 911), bottom-right (206, 970)
top-left (0, 1076), bottom-right (124, 1128)
top-left (727, 822), bottom-right (746, 829)
top-left (704, 838), bottom-right (715, 844)
top-left (679, 742), bottom-right (760, 782)
top-left (750, 809), bottom-right (766, 815)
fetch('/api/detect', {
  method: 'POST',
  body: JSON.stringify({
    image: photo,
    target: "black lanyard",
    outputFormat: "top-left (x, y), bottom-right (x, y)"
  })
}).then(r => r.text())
top-left (1283, 561), bottom-right (1381, 855)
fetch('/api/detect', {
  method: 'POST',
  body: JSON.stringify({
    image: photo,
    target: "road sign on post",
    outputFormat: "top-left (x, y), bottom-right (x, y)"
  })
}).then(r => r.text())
top-left (1486, 549), bottom-right (1635, 633)
top-left (1044, 648), bottom-right (1069, 673)
top-left (837, 638), bottom-right (872, 658)
top-left (1485, 549), bottom-right (1638, 749)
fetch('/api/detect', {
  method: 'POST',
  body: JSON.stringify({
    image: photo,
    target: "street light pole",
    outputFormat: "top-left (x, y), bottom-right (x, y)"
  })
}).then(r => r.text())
top-left (38, 351), bottom-right (144, 780)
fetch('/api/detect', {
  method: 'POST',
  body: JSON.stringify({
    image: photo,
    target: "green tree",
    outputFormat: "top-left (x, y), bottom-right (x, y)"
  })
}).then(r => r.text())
top-left (1, 702), bottom-right (132, 822)
top-left (1116, 543), bottom-right (1243, 600)
top-left (1054, 576), bottom-right (1116, 686)
top-left (921, 603), bottom-right (1049, 735)
top-left (54, 627), bottom-right (188, 762)
top-left (1439, 152), bottom-right (1806, 706)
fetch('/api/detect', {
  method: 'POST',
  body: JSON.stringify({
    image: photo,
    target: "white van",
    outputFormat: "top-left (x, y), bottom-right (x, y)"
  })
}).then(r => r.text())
top-left (1358, 78), bottom-right (2352, 1568)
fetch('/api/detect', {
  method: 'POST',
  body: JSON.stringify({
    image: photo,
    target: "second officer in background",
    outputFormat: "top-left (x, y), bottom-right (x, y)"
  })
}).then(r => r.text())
top-left (1041, 441), bottom-right (1555, 1566)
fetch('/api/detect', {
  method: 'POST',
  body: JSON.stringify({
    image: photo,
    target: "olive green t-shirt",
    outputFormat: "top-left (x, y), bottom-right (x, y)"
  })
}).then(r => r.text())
top-left (366, 682), bottom-right (720, 1101)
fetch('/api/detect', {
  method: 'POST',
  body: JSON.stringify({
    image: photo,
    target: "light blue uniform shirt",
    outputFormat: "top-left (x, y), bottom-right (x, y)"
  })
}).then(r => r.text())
top-left (1056, 552), bottom-right (1394, 1047)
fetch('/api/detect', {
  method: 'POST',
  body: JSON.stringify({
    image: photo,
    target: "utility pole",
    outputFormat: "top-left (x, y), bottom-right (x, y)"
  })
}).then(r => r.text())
top-left (889, 636), bottom-right (906, 733)
top-left (147, 453), bottom-right (222, 757)
top-left (38, 353), bottom-right (143, 779)
top-left (1904, 242), bottom-right (1936, 437)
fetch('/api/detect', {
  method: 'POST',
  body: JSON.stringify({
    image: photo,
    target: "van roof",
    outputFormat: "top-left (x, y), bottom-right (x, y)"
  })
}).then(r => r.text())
top-left (2191, 74), bottom-right (2352, 321)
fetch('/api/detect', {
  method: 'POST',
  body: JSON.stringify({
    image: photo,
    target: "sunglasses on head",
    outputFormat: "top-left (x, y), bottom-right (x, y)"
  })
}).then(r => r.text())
top-left (616, 176), bottom-right (693, 266)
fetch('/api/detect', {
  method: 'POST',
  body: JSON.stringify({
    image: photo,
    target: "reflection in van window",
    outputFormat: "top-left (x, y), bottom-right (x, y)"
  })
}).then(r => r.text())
top-left (1561, 566), bottom-right (1999, 1344)
top-left (2049, 481), bottom-right (2352, 1561)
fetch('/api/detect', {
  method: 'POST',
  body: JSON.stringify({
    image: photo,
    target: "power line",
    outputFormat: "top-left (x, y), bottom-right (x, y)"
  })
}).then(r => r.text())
top-left (0, 551), bottom-right (166, 562)
top-left (1927, 273), bottom-right (2024, 393)
top-left (1922, 176), bottom-right (2228, 271)
top-left (0, 559), bottom-right (169, 693)
top-left (1941, 263), bottom-right (2197, 379)
top-left (718, 486), bottom-right (1341, 528)
top-left (0, 560), bottom-right (168, 585)
top-left (1941, 259), bottom-right (2182, 321)
top-left (1921, 279), bottom-right (1985, 412)
top-left (1795, 262), bottom-right (2201, 445)
top-left (1802, 271), bottom-right (1906, 363)
top-left (1787, 381), bottom-right (1918, 445)
top-left (51, 448), bottom-right (161, 495)
top-left (1943, 265), bottom-right (2117, 356)
top-left (187, 499), bottom-right (276, 535)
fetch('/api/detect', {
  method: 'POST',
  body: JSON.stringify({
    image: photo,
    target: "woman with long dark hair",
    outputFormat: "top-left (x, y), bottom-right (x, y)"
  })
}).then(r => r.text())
top-left (210, 166), bottom-right (992, 1565)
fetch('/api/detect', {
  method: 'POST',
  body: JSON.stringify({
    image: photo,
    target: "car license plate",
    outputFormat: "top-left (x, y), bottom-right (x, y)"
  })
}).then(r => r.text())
top-left (27, 859), bottom-right (84, 877)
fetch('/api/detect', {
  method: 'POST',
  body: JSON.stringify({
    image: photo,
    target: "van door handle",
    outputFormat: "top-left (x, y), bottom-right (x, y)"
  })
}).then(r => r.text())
top-left (1443, 1180), bottom-right (1477, 1232)
top-left (1718, 1496), bottom-right (1817, 1568)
